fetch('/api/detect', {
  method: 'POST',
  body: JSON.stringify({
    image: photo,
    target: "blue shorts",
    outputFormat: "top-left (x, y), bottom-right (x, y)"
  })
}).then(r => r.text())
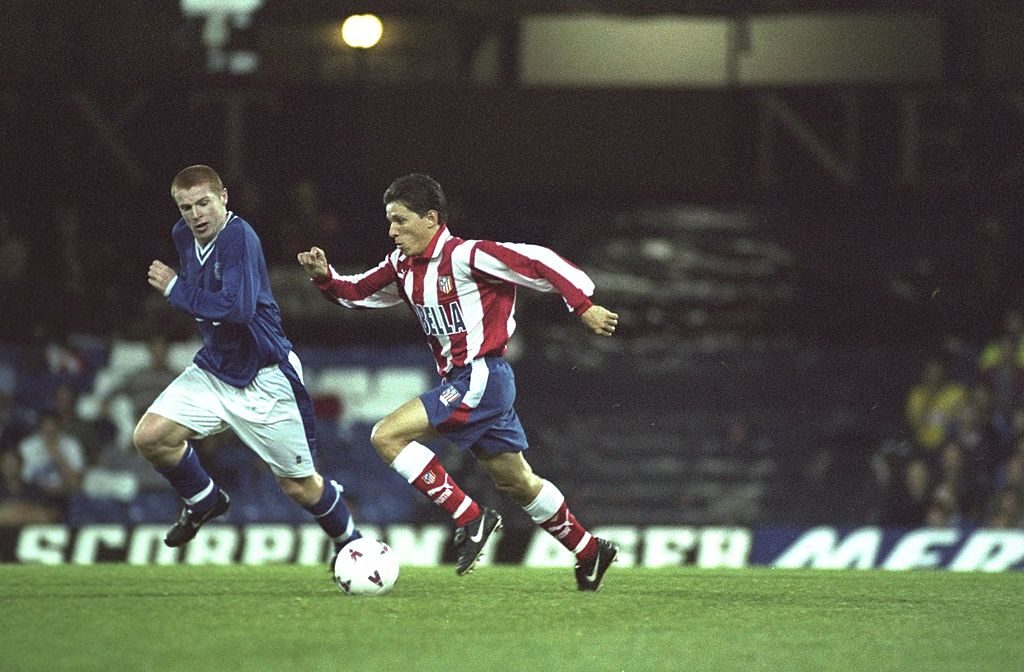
top-left (419, 357), bottom-right (528, 455)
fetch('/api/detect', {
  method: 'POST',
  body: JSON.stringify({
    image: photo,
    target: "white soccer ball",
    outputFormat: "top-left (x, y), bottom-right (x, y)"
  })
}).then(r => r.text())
top-left (333, 537), bottom-right (399, 596)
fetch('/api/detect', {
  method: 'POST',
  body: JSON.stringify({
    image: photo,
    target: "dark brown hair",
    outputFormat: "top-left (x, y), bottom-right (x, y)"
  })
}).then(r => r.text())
top-left (383, 173), bottom-right (447, 224)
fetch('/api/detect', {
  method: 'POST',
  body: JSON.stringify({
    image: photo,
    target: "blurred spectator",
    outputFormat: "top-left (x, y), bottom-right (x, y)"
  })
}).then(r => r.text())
top-left (985, 486), bottom-right (1023, 529)
top-left (924, 481), bottom-right (961, 527)
top-left (939, 333), bottom-right (978, 386)
top-left (76, 336), bottom-right (184, 501)
top-left (19, 322), bottom-right (91, 392)
top-left (52, 381), bottom-right (116, 464)
top-left (0, 361), bottom-right (36, 455)
top-left (0, 449), bottom-right (62, 524)
top-left (83, 335), bottom-right (183, 463)
top-left (976, 334), bottom-right (1024, 443)
top-left (986, 444), bottom-right (1024, 529)
top-left (43, 332), bottom-right (89, 378)
top-left (881, 457), bottom-right (931, 527)
top-left (936, 440), bottom-right (965, 494)
top-left (946, 394), bottom-right (1003, 522)
top-left (978, 307), bottom-right (1024, 370)
top-left (1009, 407), bottom-right (1024, 449)
top-left (14, 322), bottom-right (98, 412)
top-left (16, 411), bottom-right (86, 520)
top-left (993, 439), bottom-right (1024, 494)
top-left (104, 335), bottom-right (181, 422)
top-left (905, 356), bottom-right (968, 453)
top-left (81, 423), bottom-right (168, 504)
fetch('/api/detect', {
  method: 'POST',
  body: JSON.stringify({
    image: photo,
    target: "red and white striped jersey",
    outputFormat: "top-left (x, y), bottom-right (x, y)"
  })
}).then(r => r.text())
top-left (313, 226), bottom-right (595, 376)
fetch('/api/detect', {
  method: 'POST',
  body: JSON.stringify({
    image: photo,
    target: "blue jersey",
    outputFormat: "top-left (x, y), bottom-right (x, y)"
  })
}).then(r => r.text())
top-left (166, 213), bottom-right (292, 388)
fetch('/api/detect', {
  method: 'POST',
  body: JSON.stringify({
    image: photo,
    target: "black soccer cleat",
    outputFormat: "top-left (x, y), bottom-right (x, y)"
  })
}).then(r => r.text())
top-left (453, 507), bottom-right (502, 576)
top-left (163, 490), bottom-right (231, 548)
top-left (575, 538), bottom-right (618, 591)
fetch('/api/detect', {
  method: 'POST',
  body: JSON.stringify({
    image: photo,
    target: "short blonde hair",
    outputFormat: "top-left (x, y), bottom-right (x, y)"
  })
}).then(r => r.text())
top-left (171, 165), bottom-right (224, 196)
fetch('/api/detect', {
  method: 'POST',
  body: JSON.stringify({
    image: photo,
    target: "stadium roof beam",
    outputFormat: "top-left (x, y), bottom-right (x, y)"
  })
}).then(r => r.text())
top-left (259, 0), bottom-right (981, 21)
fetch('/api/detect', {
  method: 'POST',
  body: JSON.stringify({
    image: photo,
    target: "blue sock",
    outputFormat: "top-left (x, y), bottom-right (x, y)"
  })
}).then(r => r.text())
top-left (156, 443), bottom-right (219, 512)
top-left (306, 478), bottom-right (360, 550)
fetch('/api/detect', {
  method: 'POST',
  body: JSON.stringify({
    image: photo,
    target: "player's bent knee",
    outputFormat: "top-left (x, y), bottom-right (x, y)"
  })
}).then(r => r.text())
top-left (482, 455), bottom-right (542, 503)
top-left (276, 473), bottom-right (322, 506)
top-left (276, 478), bottom-right (304, 502)
top-left (132, 414), bottom-right (189, 466)
top-left (369, 420), bottom-right (401, 461)
top-left (132, 420), bottom-right (162, 457)
top-left (491, 472), bottom-right (539, 502)
top-left (369, 419), bottom-right (383, 445)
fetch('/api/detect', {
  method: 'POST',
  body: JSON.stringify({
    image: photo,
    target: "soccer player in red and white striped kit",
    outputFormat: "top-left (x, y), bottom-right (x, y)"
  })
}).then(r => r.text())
top-left (298, 173), bottom-right (620, 590)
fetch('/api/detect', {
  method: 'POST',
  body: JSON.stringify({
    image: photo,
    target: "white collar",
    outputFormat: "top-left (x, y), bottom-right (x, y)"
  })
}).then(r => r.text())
top-left (195, 211), bottom-right (232, 263)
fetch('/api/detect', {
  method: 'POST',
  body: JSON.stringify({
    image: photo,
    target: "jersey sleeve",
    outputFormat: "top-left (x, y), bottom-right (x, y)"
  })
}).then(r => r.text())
top-left (313, 256), bottom-right (405, 309)
top-left (166, 225), bottom-right (258, 323)
top-left (470, 240), bottom-right (595, 314)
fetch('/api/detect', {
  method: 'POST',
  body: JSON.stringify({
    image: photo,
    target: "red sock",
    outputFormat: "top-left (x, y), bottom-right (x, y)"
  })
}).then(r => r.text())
top-left (542, 501), bottom-right (598, 560)
top-left (410, 456), bottom-right (481, 526)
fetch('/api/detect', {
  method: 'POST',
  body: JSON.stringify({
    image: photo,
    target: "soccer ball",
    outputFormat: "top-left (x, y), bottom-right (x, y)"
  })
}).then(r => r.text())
top-left (333, 537), bottom-right (399, 596)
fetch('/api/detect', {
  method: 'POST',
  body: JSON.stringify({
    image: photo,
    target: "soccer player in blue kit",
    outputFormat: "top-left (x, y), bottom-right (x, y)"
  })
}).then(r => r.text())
top-left (133, 165), bottom-right (360, 564)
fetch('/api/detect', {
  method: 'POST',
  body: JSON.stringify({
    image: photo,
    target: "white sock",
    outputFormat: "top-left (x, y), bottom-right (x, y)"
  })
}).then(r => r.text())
top-left (522, 479), bottom-right (564, 524)
top-left (390, 441), bottom-right (436, 482)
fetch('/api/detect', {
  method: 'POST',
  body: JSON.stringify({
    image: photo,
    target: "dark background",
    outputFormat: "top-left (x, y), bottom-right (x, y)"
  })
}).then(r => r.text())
top-left (1, 0), bottom-right (1022, 527)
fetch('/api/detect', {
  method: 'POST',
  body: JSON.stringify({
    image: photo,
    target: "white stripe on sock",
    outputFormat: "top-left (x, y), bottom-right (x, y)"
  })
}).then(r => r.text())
top-left (452, 497), bottom-right (472, 520)
top-left (572, 532), bottom-right (593, 555)
top-left (315, 481), bottom-right (341, 519)
top-left (185, 480), bottom-right (214, 507)
top-left (332, 516), bottom-right (355, 543)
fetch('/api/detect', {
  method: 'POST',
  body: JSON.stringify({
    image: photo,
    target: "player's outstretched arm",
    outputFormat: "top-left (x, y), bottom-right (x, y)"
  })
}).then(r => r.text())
top-left (580, 305), bottom-right (618, 337)
top-left (297, 246), bottom-right (330, 281)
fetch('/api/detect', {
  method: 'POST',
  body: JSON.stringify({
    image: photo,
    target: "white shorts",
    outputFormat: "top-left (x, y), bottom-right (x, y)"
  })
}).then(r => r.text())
top-left (147, 351), bottom-right (317, 478)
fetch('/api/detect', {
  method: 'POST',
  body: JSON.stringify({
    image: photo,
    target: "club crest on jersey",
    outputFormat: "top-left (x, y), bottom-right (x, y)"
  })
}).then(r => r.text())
top-left (214, 261), bottom-right (222, 280)
top-left (439, 386), bottom-right (462, 407)
top-left (437, 275), bottom-right (453, 295)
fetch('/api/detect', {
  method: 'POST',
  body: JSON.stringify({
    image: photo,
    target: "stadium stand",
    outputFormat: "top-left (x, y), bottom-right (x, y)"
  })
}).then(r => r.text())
top-left (2, 200), bottom-right (1022, 531)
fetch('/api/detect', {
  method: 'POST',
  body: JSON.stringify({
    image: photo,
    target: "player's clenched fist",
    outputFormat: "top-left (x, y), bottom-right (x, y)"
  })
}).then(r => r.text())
top-left (147, 260), bottom-right (177, 294)
top-left (297, 246), bottom-right (329, 280)
top-left (580, 305), bottom-right (619, 337)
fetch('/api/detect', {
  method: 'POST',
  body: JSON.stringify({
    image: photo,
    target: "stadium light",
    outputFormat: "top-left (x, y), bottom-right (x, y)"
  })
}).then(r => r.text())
top-left (180, 0), bottom-right (263, 28)
top-left (340, 14), bottom-right (384, 49)
top-left (180, 0), bottom-right (264, 74)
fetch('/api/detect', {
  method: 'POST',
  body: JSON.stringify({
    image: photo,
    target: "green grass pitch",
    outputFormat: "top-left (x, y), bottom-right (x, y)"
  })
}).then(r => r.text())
top-left (1, 565), bottom-right (1022, 672)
